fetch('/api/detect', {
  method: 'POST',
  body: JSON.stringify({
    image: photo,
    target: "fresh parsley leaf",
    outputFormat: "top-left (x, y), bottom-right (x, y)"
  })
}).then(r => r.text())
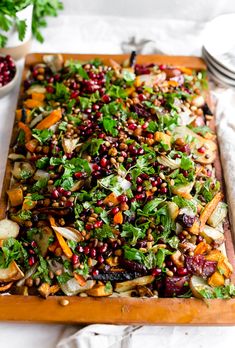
top-left (32, 177), bottom-right (48, 192)
top-left (36, 156), bottom-right (49, 169)
top-left (147, 121), bottom-right (158, 133)
top-left (32, 129), bottom-right (53, 144)
top-left (123, 245), bottom-right (145, 263)
top-left (47, 82), bottom-right (69, 102)
top-left (20, 169), bottom-right (33, 180)
top-left (172, 196), bottom-right (197, 213)
top-left (155, 248), bottom-right (172, 268)
top-left (142, 198), bottom-right (164, 215)
top-left (33, 255), bottom-right (51, 284)
top-left (93, 224), bottom-right (114, 240)
top-left (81, 138), bottom-right (104, 156)
top-left (0, 238), bottom-right (27, 268)
top-left (104, 281), bottom-right (113, 293)
top-left (79, 96), bottom-right (91, 110)
top-left (122, 70), bottom-right (135, 82)
top-left (101, 116), bottom-right (118, 136)
top-left (167, 235), bottom-right (179, 249)
top-left (58, 121), bottom-right (68, 131)
top-left (16, 18), bottom-right (27, 41)
top-left (107, 85), bottom-right (127, 99)
top-left (121, 223), bottom-right (145, 246)
top-left (57, 272), bottom-right (72, 284)
top-left (17, 210), bottom-right (32, 221)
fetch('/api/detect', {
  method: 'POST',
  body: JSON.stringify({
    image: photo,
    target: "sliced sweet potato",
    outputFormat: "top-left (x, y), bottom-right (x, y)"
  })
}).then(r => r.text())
top-left (154, 131), bottom-right (171, 149)
top-left (73, 273), bottom-right (86, 286)
top-left (205, 249), bottom-right (224, 262)
top-left (35, 109), bottom-right (62, 130)
top-left (113, 211), bottom-right (123, 224)
top-left (22, 195), bottom-right (37, 211)
top-left (31, 92), bottom-right (45, 102)
top-left (103, 192), bottom-right (119, 206)
top-left (25, 139), bottom-right (39, 152)
top-left (208, 271), bottom-right (225, 287)
top-left (24, 99), bottom-right (44, 109)
top-left (194, 241), bottom-right (210, 256)
top-left (86, 283), bottom-right (113, 297)
top-left (18, 122), bottom-right (32, 142)
top-left (217, 258), bottom-right (233, 278)
top-left (7, 186), bottom-right (23, 207)
top-left (200, 193), bottom-right (223, 231)
top-left (188, 218), bottom-right (200, 235)
top-left (38, 282), bottom-right (51, 298)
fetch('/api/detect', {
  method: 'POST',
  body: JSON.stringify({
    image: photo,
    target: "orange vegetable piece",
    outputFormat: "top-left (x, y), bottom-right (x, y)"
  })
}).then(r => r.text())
top-left (16, 109), bottom-right (31, 123)
top-left (48, 241), bottom-right (59, 253)
top-left (188, 218), bottom-right (200, 235)
top-left (103, 192), bottom-right (119, 206)
top-left (113, 211), bottom-right (123, 224)
top-left (25, 139), bottom-right (38, 152)
top-left (200, 192), bottom-right (223, 231)
top-left (194, 241), bottom-right (210, 255)
top-left (167, 80), bottom-right (179, 87)
top-left (16, 109), bottom-right (22, 121)
top-left (217, 258), bottom-right (233, 278)
top-left (35, 109), bottom-right (62, 130)
top-left (178, 67), bottom-right (193, 75)
top-left (18, 121), bottom-right (32, 142)
top-left (31, 92), bottom-right (45, 102)
top-left (205, 250), bottom-right (224, 262)
top-left (208, 271), bottom-right (225, 287)
top-left (73, 273), bottom-right (86, 286)
top-left (7, 186), bottom-right (23, 207)
top-left (48, 215), bottom-right (73, 259)
top-left (24, 99), bottom-right (44, 109)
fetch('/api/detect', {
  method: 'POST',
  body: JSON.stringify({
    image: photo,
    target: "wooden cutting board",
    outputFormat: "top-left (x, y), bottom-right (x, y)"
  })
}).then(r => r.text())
top-left (0, 53), bottom-right (235, 325)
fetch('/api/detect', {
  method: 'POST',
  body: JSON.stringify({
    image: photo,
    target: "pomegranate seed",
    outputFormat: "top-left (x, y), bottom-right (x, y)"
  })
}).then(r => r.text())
top-left (152, 268), bottom-right (162, 276)
top-left (178, 233), bottom-right (186, 242)
top-left (147, 133), bottom-right (154, 139)
top-left (177, 267), bottom-right (188, 276)
top-left (155, 177), bottom-right (163, 186)
top-left (92, 104), bottom-right (100, 111)
top-left (166, 260), bottom-right (173, 268)
top-left (98, 243), bottom-right (108, 254)
top-left (83, 246), bottom-right (90, 255)
top-left (102, 94), bottom-right (111, 103)
top-left (29, 256), bottom-right (35, 266)
top-left (90, 248), bottom-right (97, 258)
top-left (111, 207), bottom-right (119, 215)
top-left (72, 254), bottom-right (79, 265)
top-left (54, 74), bottom-right (60, 81)
top-left (51, 189), bottom-right (60, 199)
top-left (98, 133), bottom-right (105, 139)
top-left (173, 153), bottom-right (181, 159)
top-left (29, 249), bottom-right (35, 255)
top-left (159, 64), bottom-right (167, 70)
top-left (63, 190), bottom-right (71, 197)
top-left (96, 111), bottom-right (103, 118)
top-left (85, 223), bottom-right (93, 231)
top-left (96, 199), bottom-right (103, 206)
top-left (140, 173), bottom-right (148, 180)
top-left (136, 177), bottom-right (143, 184)
top-left (57, 187), bottom-right (65, 195)
top-left (100, 157), bottom-right (108, 167)
top-left (159, 187), bottom-right (168, 194)
top-left (198, 146), bottom-right (206, 153)
top-left (77, 245), bottom-right (84, 253)
top-left (75, 171), bottom-right (83, 179)
top-left (179, 144), bottom-right (191, 154)
top-left (94, 220), bottom-right (103, 228)
top-left (93, 164), bottom-right (100, 171)
top-left (137, 186), bottom-right (143, 192)
top-left (92, 269), bottom-right (99, 276)
top-left (129, 144), bottom-right (138, 155)
top-left (138, 148), bottom-right (144, 155)
top-left (128, 123), bottom-right (137, 130)
top-left (139, 94), bottom-right (147, 101)
top-left (181, 170), bottom-right (188, 177)
top-left (71, 91), bottom-right (79, 99)
top-left (97, 255), bottom-right (104, 264)
top-left (197, 235), bottom-right (203, 244)
top-left (135, 193), bottom-right (145, 200)
top-left (65, 200), bottom-right (73, 207)
top-left (46, 86), bottom-right (54, 93)
top-left (31, 241), bottom-right (37, 248)
top-left (142, 122), bottom-right (148, 129)
top-left (117, 195), bottom-right (128, 203)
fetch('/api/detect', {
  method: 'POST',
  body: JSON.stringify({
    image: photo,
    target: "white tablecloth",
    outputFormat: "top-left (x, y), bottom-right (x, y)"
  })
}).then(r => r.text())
top-left (1, 4), bottom-right (235, 347)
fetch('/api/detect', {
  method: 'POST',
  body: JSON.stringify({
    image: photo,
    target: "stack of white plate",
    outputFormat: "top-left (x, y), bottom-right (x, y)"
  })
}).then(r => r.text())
top-left (203, 14), bottom-right (235, 87)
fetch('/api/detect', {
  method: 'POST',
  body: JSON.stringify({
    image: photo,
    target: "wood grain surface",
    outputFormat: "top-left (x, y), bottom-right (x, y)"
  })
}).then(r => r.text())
top-left (0, 53), bottom-right (234, 325)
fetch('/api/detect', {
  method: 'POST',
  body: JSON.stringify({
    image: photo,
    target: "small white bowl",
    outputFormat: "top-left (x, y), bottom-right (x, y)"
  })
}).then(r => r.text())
top-left (0, 55), bottom-right (19, 98)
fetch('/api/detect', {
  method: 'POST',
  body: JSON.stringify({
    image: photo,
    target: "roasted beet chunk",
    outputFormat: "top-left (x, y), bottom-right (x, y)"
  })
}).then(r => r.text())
top-left (121, 259), bottom-right (148, 274)
top-left (130, 104), bottom-right (151, 118)
top-left (185, 255), bottom-right (217, 277)
top-left (163, 276), bottom-right (190, 297)
top-left (177, 214), bottom-right (195, 228)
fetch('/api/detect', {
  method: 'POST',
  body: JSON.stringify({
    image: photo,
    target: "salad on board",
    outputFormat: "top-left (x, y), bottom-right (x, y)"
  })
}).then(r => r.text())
top-left (0, 53), bottom-right (234, 299)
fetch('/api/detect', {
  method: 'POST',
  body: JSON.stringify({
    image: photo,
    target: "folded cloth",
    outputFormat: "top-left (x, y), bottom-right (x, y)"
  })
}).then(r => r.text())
top-left (57, 324), bottom-right (235, 348)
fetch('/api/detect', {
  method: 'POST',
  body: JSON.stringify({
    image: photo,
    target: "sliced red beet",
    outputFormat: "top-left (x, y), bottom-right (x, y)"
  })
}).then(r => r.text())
top-left (185, 255), bottom-right (217, 277)
top-left (163, 275), bottom-right (189, 297)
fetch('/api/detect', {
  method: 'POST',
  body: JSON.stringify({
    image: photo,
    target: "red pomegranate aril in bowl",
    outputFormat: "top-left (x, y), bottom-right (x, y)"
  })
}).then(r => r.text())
top-left (0, 54), bottom-right (18, 98)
